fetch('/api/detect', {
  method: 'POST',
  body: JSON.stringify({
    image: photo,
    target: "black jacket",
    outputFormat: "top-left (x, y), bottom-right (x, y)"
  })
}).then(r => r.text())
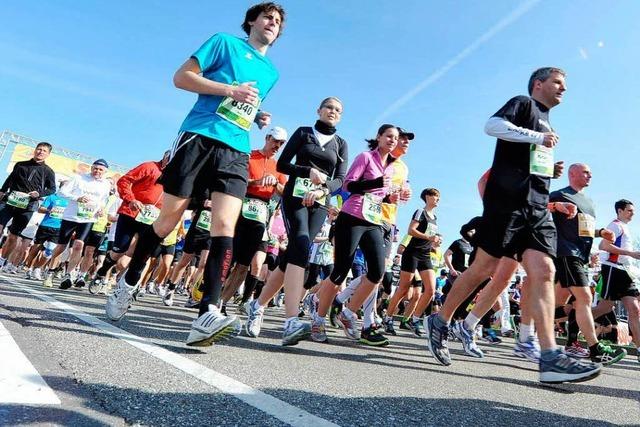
top-left (1, 159), bottom-right (56, 211)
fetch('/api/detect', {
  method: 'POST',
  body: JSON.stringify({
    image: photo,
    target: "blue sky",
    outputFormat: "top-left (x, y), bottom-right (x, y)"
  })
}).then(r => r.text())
top-left (2, 1), bottom-right (639, 248)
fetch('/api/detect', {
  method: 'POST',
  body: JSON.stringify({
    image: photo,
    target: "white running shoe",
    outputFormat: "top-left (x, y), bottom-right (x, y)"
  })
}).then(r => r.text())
top-left (105, 277), bottom-right (135, 321)
top-left (32, 268), bottom-right (43, 281)
top-left (245, 300), bottom-right (264, 338)
top-left (25, 269), bottom-right (32, 279)
top-left (163, 290), bottom-right (174, 307)
top-left (186, 308), bottom-right (239, 347)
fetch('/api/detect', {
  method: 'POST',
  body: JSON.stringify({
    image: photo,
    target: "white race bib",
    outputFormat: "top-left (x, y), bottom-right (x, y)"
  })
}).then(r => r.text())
top-left (578, 213), bottom-right (596, 238)
top-left (530, 144), bottom-right (554, 177)
top-left (425, 223), bottom-right (438, 238)
top-left (361, 193), bottom-right (383, 225)
top-left (215, 83), bottom-right (261, 131)
top-left (6, 191), bottom-right (30, 209)
top-left (135, 204), bottom-right (161, 225)
top-left (49, 205), bottom-right (65, 220)
top-left (292, 177), bottom-right (326, 205)
top-left (196, 210), bottom-right (211, 231)
top-left (241, 198), bottom-right (269, 224)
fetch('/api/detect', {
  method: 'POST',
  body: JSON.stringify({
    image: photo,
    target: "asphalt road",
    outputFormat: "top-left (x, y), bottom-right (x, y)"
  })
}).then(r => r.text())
top-left (1, 273), bottom-right (639, 426)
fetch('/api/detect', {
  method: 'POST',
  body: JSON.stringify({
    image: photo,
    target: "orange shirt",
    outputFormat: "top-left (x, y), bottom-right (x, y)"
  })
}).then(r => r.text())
top-left (246, 150), bottom-right (287, 201)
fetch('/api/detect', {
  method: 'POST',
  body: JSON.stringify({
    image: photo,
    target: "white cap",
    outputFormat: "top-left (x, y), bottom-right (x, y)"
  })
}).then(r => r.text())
top-left (267, 126), bottom-right (288, 141)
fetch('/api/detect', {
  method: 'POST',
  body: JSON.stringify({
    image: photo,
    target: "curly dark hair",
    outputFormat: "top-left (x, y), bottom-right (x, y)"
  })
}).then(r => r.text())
top-left (241, 3), bottom-right (286, 40)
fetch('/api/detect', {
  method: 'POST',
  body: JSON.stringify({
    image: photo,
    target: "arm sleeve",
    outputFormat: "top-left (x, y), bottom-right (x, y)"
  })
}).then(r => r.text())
top-left (484, 117), bottom-right (544, 145)
top-left (276, 128), bottom-right (312, 177)
top-left (40, 168), bottom-right (57, 198)
top-left (58, 176), bottom-right (79, 200)
top-left (325, 138), bottom-right (349, 193)
top-left (1, 169), bottom-right (16, 192)
top-left (191, 33), bottom-right (225, 74)
top-left (117, 163), bottom-right (148, 204)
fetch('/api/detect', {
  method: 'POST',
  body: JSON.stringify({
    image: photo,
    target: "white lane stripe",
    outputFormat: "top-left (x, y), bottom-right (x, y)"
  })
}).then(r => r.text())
top-left (0, 320), bottom-right (61, 405)
top-left (15, 284), bottom-right (339, 427)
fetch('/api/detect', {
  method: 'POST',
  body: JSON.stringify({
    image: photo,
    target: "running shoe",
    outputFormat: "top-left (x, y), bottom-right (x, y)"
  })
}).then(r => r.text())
top-left (399, 318), bottom-right (411, 330)
top-left (424, 314), bottom-right (452, 366)
top-left (336, 310), bottom-right (360, 340)
top-left (245, 300), bottom-right (264, 338)
top-left (360, 326), bottom-right (389, 346)
top-left (74, 278), bottom-right (86, 288)
top-left (184, 297), bottom-right (200, 309)
top-left (307, 294), bottom-right (319, 320)
top-left (481, 328), bottom-right (502, 345)
top-left (59, 273), bottom-right (73, 290)
top-left (565, 341), bottom-right (590, 359)
top-left (3, 263), bottom-right (17, 274)
top-left (311, 319), bottom-right (328, 343)
top-left (54, 270), bottom-right (64, 280)
top-left (105, 278), bottom-right (135, 321)
top-left (163, 290), bottom-right (174, 307)
top-left (501, 330), bottom-right (515, 338)
top-left (25, 269), bottom-right (32, 280)
top-left (186, 310), bottom-right (239, 347)
top-left (0, 258), bottom-right (5, 269)
top-left (539, 351), bottom-right (602, 384)
top-left (452, 320), bottom-right (484, 358)
top-left (409, 318), bottom-right (424, 337)
top-left (32, 268), bottom-right (43, 281)
top-left (158, 286), bottom-right (166, 298)
top-left (237, 302), bottom-right (248, 315)
top-left (88, 276), bottom-right (105, 295)
top-left (282, 319), bottom-right (311, 346)
top-left (590, 343), bottom-right (627, 366)
top-left (329, 297), bottom-right (343, 328)
top-left (43, 273), bottom-right (54, 288)
top-left (513, 337), bottom-right (541, 363)
top-left (383, 316), bottom-right (397, 336)
top-left (220, 304), bottom-right (228, 316)
top-left (146, 282), bottom-right (157, 295)
top-left (274, 292), bottom-right (285, 307)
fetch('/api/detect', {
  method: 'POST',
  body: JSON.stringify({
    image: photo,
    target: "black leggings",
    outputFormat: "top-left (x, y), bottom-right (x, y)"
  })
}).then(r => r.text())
top-left (304, 263), bottom-right (334, 290)
top-left (329, 213), bottom-right (385, 284)
top-left (280, 195), bottom-right (327, 269)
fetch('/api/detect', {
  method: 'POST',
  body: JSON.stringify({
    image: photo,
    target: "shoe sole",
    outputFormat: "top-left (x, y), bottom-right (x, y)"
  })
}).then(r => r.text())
top-left (359, 337), bottom-right (389, 347)
top-left (88, 283), bottom-right (104, 295)
top-left (424, 317), bottom-right (452, 366)
top-left (539, 366), bottom-right (601, 384)
top-left (595, 351), bottom-right (627, 366)
top-left (186, 321), bottom-right (239, 347)
top-left (513, 349), bottom-right (539, 363)
top-left (282, 328), bottom-right (311, 346)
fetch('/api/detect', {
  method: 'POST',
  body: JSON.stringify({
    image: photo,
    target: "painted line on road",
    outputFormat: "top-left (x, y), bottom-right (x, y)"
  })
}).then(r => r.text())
top-left (0, 319), bottom-right (61, 405)
top-left (15, 283), bottom-right (339, 427)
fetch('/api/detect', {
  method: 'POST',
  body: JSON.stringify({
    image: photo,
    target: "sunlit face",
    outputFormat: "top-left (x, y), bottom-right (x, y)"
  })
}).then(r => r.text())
top-left (264, 135), bottom-right (285, 157)
top-left (317, 99), bottom-right (343, 127)
top-left (91, 165), bottom-right (107, 179)
top-left (33, 145), bottom-right (51, 162)
top-left (570, 164), bottom-right (592, 188)
top-left (377, 127), bottom-right (399, 153)
top-left (617, 204), bottom-right (634, 223)
top-left (249, 10), bottom-right (282, 45)
top-left (425, 193), bottom-right (440, 209)
top-left (393, 134), bottom-right (410, 156)
top-left (535, 72), bottom-right (566, 107)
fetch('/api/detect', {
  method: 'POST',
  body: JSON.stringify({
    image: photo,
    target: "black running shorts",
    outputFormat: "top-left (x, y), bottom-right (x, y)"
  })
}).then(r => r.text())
top-left (554, 256), bottom-right (589, 288)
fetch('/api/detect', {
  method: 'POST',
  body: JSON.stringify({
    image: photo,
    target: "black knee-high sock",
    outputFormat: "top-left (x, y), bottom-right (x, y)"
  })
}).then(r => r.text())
top-left (124, 228), bottom-right (163, 286)
top-left (481, 309), bottom-right (495, 329)
top-left (199, 236), bottom-right (233, 316)
top-left (567, 309), bottom-right (579, 345)
top-left (97, 252), bottom-right (117, 277)
top-left (241, 275), bottom-right (260, 304)
top-left (253, 279), bottom-right (265, 300)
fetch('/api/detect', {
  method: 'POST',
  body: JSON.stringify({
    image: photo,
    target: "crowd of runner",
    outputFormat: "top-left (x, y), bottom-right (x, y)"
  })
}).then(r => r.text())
top-left (0, 2), bottom-right (638, 385)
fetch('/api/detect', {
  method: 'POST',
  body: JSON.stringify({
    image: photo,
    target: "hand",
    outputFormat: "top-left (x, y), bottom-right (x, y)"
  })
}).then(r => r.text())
top-left (388, 192), bottom-right (401, 203)
top-left (260, 174), bottom-right (278, 187)
top-left (77, 195), bottom-right (90, 203)
top-left (450, 269), bottom-right (460, 277)
top-left (600, 228), bottom-right (615, 242)
top-left (309, 168), bottom-right (327, 185)
top-left (229, 81), bottom-right (259, 105)
top-left (28, 191), bottom-right (40, 198)
top-left (553, 161), bottom-right (564, 178)
top-left (129, 200), bottom-right (145, 212)
top-left (542, 132), bottom-right (559, 148)
top-left (555, 202), bottom-right (577, 219)
top-left (400, 186), bottom-right (412, 202)
top-left (203, 200), bottom-right (212, 208)
top-left (255, 111), bottom-right (271, 129)
top-left (302, 190), bottom-right (321, 207)
top-left (630, 251), bottom-right (640, 260)
top-left (430, 234), bottom-right (442, 244)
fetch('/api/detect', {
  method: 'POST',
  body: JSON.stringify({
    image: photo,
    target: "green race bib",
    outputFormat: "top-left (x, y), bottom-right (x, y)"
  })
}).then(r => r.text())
top-left (49, 205), bottom-right (65, 219)
top-left (135, 204), bottom-right (161, 225)
top-left (425, 222), bottom-right (438, 238)
top-left (196, 210), bottom-right (211, 231)
top-left (77, 202), bottom-right (97, 220)
top-left (241, 198), bottom-right (269, 224)
top-left (361, 193), bottom-right (383, 225)
top-left (292, 177), bottom-right (326, 205)
top-left (530, 144), bottom-right (554, 177)
top-left (7, 191), bottom-right (30, 209)
top-left (215, 83), bottom-right (261, 131)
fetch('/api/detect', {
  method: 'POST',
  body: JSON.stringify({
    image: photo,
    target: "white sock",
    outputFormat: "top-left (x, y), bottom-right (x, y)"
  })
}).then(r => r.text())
top-left (464, 312), bottom-right (481, 330)
top-left (337, 276), bottom-right (362, 304)
top-left (519, 321), bottom-right (534, 342)
top-left (362, 288), bottom-right (377, 329)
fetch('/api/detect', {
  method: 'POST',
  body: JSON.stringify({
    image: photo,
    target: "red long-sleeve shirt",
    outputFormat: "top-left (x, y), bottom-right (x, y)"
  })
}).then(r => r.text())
top-left (117, 161), bottom-right (163, 218)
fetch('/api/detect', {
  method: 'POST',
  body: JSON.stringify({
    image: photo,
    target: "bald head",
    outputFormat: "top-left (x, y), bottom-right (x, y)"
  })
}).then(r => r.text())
top-left (568, 163), bottom-right (591, 191)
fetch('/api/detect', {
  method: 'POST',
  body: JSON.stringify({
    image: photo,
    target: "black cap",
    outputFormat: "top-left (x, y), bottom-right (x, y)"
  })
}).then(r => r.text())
top-left (397, 127), bottom-right (415, 140)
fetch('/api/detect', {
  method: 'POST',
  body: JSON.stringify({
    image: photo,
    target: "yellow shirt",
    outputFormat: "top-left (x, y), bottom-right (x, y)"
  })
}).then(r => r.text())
top-left (381, 159), bottom-right (408, 225)
top-left (91, 195), bottom-right (117, 233)
top-left (162, 221), bottom-right (184, 246)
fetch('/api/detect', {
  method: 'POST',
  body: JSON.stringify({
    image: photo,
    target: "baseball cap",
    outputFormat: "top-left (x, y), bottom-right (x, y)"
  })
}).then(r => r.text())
top-left (397, 127), bottom-right (415, 140)
top-left (93, 158), bottom-right (109, 168)
top-left (267, 126), bottom-right (288, 141)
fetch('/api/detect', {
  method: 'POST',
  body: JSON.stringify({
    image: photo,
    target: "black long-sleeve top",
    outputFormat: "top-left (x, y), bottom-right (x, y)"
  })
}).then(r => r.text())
top-left (1, 159), bottom-right (56, 211)
top-left (277, 126), bottom-right (348, 198)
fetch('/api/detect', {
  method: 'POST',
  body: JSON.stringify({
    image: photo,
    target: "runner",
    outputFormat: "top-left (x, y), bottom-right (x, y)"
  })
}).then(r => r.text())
top-left (424, 67), bottom-right (602, 383)
top-left (47, 159), bottom-right (112, 289)
top-left (105, 2), bottom-right (285, 349)
top-left (0, 142), bottom-right (56, 270)
top-left (245, 96), bottom-right (348, 345)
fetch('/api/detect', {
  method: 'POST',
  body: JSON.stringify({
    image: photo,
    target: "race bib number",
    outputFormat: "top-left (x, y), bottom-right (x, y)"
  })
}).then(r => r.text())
top-left (425, 223), bottom-right (438, 238)
top-left (135, 204), bottom-right (160, 225)
top-left (578, 213), bottom-right (596, 238)
top-left (6, 191), bottom-right (30, 209)
top-left (292, 177), bottom-right (326, 205)
top-left (196, 210), bottom-right (211, 231)
top-left (529, 144), bottom-right (554, 177)
top-left (241, 198), bottom-right (269, 224)
top-left (464, 253), bottom-right (470, 268)
top-left (215, 83), bottom-right (261, 131)
top-left (77, 202), bottom-right (97, 220)
top-left (361, 193), bottom-right (383, 225)
top-left (49, 205), bottom-right (66, 220)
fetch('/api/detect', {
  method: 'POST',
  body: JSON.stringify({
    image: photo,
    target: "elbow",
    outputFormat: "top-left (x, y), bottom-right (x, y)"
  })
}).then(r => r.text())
top-left (173, 71), bottom-right (188, 90)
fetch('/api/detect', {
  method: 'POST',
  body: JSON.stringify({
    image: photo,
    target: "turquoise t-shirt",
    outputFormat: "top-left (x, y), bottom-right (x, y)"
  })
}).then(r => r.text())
top-left (40, 194), bottom-right (69, 229)
top-left (179, 33), bottom-right (279, 154)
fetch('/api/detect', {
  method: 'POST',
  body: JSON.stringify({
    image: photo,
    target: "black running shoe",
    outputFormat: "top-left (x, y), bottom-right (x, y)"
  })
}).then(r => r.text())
top-left (360, 326), bottom-right (389, 346)
top-left (329, 297), bottom-right (343, 328)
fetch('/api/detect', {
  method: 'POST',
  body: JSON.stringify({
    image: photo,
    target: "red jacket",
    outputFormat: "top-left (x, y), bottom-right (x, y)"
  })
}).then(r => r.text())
top-left (117, 161), bottom-right (163, 218)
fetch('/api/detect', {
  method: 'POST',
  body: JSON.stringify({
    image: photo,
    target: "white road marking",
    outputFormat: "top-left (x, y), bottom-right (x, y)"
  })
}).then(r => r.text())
top-left (0, 320), bottom-right (61, 405)
top-left (15, 284), bottom-right (339, 427)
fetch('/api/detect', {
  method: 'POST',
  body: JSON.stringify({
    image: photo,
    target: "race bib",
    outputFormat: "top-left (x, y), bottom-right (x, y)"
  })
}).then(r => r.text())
top-left (6, 191), bottom-right (30, 209)
top-left (425, 223), bottom-right (438, 238)
top-left (578, 213), bottom-right (596, 238)
top-left (361, 193), bottom-right (383, 225)
top-left (77, 202), bottom-right (97, 220)
top-left (529, 144), bottom-right (554, 177)
top-left (49, 205), bottom-right (66, 220)
top-left (241, 198), bottom-right (269, 224)
top-left (135, 204), bottom-right (161, 225)
top-left (215, 83), bottom-right (261, 131)
top-left (196, 210), bottom-right (211, 231)
top-left (292, 177), bottom-right (326, 205)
